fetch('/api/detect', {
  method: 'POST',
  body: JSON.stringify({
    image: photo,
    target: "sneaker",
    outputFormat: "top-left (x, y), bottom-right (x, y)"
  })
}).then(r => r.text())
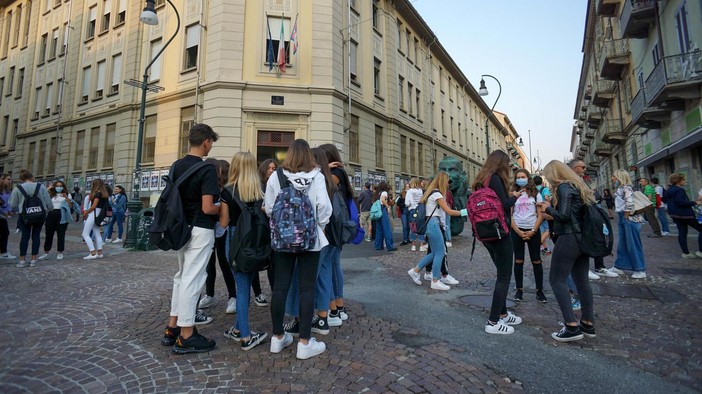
top-left (194, 311), bottom-right (213, 326)
top-left (270, 333), bottom-right (294, 353)
top-left (241, 332), bottom-right (268, 351)
top-left (423, 272), bottom-right (433, 281)
top-left (595, 268), bottom-right (619, 278)
top-left (661, 231), bottom-right (670, 236)
top-left (16, 260), bottom-right (27, 268)
top-left (400, 241), bottom-right (409, 246)
top-left (226, 297), bottom-right (237, 314)
top-left (571, 298), bottom-right (581, 311)
top-left (161, 326), bottom-right (181, 346)
top-left (56, 253), bottom-right (64, 261)
top-left (327, 312), bottom-right (342, 327)
top-left (38, 253), bottom-right (49, 260)
top-left (364, 237), bottom-right (371, 242)
top-left (407, 269), bottom-right (422, 285)
top-left (172, 332), bottom-right (216, 354)
top-left (387, 247), bottom-right (398, 252)
top-left (338, 307), bottom-right (349, 321)
top-left (254, 294), bottom-right (268, 307)
top-left (419, 245), bottom-right (428, 252)
top-left (311, 316), bottom-right (329, 335)
top-left (29, 260), bottom-right (37, 267)
top-left (445, 241), bottom-right (452, 248)
top-left (588, 271), bottom-right (600, 280)
top-left (631, 271), bottom-right (647, 279)
top-left (440, 274), bottom-right (459, 285)
top-left (283, 319), bottom-right (300, 337)
top-left (500, 311), bottom-right (522, 325)
top-left (536, 290), bottom-right (548, 303)
top-left (647, 234), bottom-right (662, 238)
top-left (96, 254), bottom-right (104, 259)
top-left (103, 239), bottom-right (112, 244)
top-left (199, 295), bottom-right (216, 309)
top-left (296, 337), bottom-right (326, 360)
top-left (83, 254), bottom-right (98, 260)
top-left (682, 253), bottom-right (697, 259)
top-left (485, 320), bottom-right (514, 335)
top-left (512, 289), bottom-right (523, 302)
top-left (15, 228), bottom-right (19, 234)
top-left (551, 326), bottom-right (584, 342)
top-left (0, 253), bottom-right (16, 259)
top-left (696, 251), bottom-right (702, 259)
top-left (541, 247), bottom-right (552, 256)
top-left (430, 280), bottom-right (450, 290)
top-left (223, 326), bottom-right (241, 341)
top-left (411, 245), bottom-right (417, 251)
top-left (579, 322), bottom-right (596, 338)
top-left (609, 267), bottom-right (626, 275)
top-left (113, 238), bottom-right (123, 243)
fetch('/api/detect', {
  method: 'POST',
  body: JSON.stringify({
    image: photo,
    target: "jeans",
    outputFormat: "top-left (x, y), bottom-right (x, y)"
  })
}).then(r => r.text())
top-left (103, 210), bottom-right (125, 240)
top-left (400, 207), bottom-right (411, 242)
top-left (483, 236), bottom-right (513, 323)
top-left (18, 216), bottom-right (43, 257)
top-left (205, 233), bottom-right (237, 299)
top-left (374, 208), bottom-right (395, 250)
top-left (672, 218), bottom-right (702, 254)
top-left (656, 207), bottom-right (670, 233)
top-left (416, 218), bottom-right (446, 280)
top-left (234, 271), bottom-right (255, 338)
top-left (271, 251), bottom-right (320, 340)
top-left (549, 233), bottom-right (594, 324)
top-left (642, 206), bottom-right (661, 236)
top-left (614, 211), bottom-right (646, 272)
top-left (330, 245), bottom-right (344, 299)
top-left (285, 246), bottom-right (334, 316)
top-left (44, 209), bottom-right (68, 253)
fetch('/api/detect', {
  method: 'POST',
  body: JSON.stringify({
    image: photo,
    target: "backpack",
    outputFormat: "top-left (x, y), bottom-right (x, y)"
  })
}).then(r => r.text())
top-left (369, 199), bottom-right (383, 220)
top-left (348, 196), bottom-right (365, 244)
top-left (94, 197), bottom-right (110, 226)
top-left (149, 161), bottom-right (212, 251)
top-left (269, 168), bottom-right (317, 253)
top-left (414, 190), bottom-right (440, 236)
top-left (466, 177), bottom-right (509, 242)
top-left (327, 186), bottom-right (358, 247)
top-left (18, 184), bottom-right (47, 225)
top-left (227, 188), bottom-right (271, 272)
top-left (578, 203), bottom-right (613, 258)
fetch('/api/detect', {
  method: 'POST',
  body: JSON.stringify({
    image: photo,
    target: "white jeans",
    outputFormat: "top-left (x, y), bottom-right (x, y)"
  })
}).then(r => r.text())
top-left (170, 226), bottom-right (215, 327)
top-left (82, 208), bottom-right (103, 252)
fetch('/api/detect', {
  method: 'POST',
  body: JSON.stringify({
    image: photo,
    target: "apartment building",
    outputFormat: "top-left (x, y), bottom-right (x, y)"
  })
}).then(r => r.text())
top-left (571, 0), bottom-right (701, 193)
top-left (0, 0), bottom-right (519, 200)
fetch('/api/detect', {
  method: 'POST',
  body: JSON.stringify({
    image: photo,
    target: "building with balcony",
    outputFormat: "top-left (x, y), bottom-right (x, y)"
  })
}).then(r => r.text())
top-left (571, 0), bottom-right (701, 193)
top-left (0, 0), bottom-right (519, 199)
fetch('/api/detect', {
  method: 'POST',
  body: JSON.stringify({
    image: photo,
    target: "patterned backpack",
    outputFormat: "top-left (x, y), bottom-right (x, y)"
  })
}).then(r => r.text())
top-left (270, 168), bottom-right (317, 253)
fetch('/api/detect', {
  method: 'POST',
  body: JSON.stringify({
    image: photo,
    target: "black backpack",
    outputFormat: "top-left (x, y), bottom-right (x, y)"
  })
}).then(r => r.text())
top-left (18, 184), bottom-right (47, 225)
top-left (227, 187), bottom-right (271, 272)
top-left (578, 203), bottom-right (613, 258)
top-left (94, 197), bottom-right (110, 226)
top-left (327, 186), bottom-right (357, 247)
top-left (414, 190), bottom-right (440, 236)
top-left (149, 161), bottom-right (212, 251)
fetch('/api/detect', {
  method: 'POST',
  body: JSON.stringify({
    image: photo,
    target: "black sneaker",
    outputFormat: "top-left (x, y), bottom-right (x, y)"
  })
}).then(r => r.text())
top-left (224, 326), bottom-right (241, 341)
top-left (172, 332), bottom-right (216, 354)
top-left (283, 319), bottom-right (300, 337)
top-left (161, 326), bottom-right (181, 346)
top-left (579, 322), bottom-right (596, 338)
top-left (241, 332), bottom-right (268, 351)
top-left (194, 310), bottom-right (213, 326)
top-left (512, 289), bottom-right (523, 302)
top-left (551, 326), bottom-right (584, 342)
top-left (311, 315), bottom-right (329, 335)
top-left (536, 290), bottom-right (548, 303)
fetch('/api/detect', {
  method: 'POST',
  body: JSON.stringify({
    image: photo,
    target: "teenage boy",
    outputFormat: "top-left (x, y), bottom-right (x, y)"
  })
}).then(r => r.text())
top-left (650, 178), bottom-right (670, 236)
top-left (358, 183), bottom-right (373, 241)
top-left (161, 124), bottom-right (221, 354)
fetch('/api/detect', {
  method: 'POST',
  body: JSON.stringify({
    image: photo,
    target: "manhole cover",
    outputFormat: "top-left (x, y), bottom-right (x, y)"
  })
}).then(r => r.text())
top-left (659, 267), bottom-right (702, 276)
top-left (458, 295), bottom-right (517, 308)
top-left (590, 283), bottom-right (656, 300)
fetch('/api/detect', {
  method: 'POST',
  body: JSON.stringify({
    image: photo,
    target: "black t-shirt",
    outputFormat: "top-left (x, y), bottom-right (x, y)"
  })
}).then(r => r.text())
top-left (220, 187), bottom-right (259, 225)
top-left (331, 168), bottom-right (351, 201)
top-left (170, 155), bottom-right (220, 229)
top-left (91, 192), bottom-right (108, 210)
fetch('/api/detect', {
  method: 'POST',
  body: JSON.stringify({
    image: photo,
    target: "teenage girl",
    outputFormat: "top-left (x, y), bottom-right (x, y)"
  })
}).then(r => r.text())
top-left (82, 179), bottom-right (108, 259)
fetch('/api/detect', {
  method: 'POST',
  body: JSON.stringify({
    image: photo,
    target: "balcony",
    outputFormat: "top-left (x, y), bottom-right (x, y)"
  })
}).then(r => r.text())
top-left (594, 141), bottom-right (613, 156)
top-left (584, 128), bottom-right (595, 139)
top-left (599, 39), bottom-right (630, 80)
top-left (645, 51), bottom-right (702, 105)
top-left (578, 120), bottom-right (585, 130)
top-left (587, 110), bottom-right (603, 128)
top-left (584, 85), bottom-right (592, 100)
top-left (601, 119), bottom-right (627, 144)
top-left (588, 159), bottom-right (601, 168)
top-left (620, 0), bottom-right (657, 39)
top-left (630, 88), bottom-right (669, 129)
top-left (592, 79), bottom-right (617, 107)
top-left (597, 0), bottom-right (619, 16)
top-left (582, 139), bottom-right (592, 146)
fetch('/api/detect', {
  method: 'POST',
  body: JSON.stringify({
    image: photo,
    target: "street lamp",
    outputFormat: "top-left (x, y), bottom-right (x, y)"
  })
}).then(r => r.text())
top-left (528, 129), bottom-right (533, 173)
top-left (124, 0), bottom-right (180, 248)
top-left (478, 74), bottom-right (502, 157)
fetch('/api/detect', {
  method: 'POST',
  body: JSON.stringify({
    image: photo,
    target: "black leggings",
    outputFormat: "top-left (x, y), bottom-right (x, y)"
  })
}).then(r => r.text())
top-left (271, 251), bottom-right (320, 340)
top-left (549, 233), bottom-right (594, 324)
top-left (483, 237), bottom-right (513, 323)
top-left (0, 218), bottom-right (9, 254)
top-left (672, 218), bottom-right (702, 254)
top-left (205, 235), bottom-right (237, 299)
top-left (511, 228), bottom-right (543, 290)
top-left (44, 209), bottom-right (68, 253)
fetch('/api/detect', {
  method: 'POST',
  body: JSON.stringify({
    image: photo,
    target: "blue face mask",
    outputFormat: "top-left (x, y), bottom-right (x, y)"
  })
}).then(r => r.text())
top-left (516, 179), bottom-right (528, 188)
top-left (55, 187), bottom-right (64, 193)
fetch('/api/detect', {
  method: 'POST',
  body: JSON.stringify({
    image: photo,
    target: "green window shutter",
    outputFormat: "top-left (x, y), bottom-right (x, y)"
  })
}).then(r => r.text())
top-left (661, 128), bottom-right (671, 146)
top-left (644, 143), bottom-right (652, 156)
top-left (685, 107), bottom-right (701, 133)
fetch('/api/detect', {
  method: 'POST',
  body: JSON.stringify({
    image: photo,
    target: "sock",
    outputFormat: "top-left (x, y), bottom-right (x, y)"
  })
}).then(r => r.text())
top-left (514, 262), bottom-right (524, 289)
top-left (329, 309), bottom-right (339, 317)
top-left (533, 262), bottom-right (543, 289)
top-left (580, 321), bottom-right (594, 329)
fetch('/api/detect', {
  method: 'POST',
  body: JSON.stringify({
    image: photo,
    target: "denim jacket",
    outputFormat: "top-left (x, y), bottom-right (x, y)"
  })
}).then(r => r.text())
top-left (60, 201), bottom-right (73, 224)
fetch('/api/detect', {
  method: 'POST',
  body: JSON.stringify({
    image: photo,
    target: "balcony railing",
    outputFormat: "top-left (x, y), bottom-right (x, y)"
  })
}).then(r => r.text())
top-left (601, 119), bottom-right (627, 144)
top-left (584, 85), bottom-right (592, 100)
top-left (630, 88), bottom-right (670, 129)
top-left (585, 128), bottom-right (595, 139)
top-left (599, 39), bottom-right (630, 80)
top-left (594, 140), bottom-right (612, 156)
top-left (587, 110), bottom-right (603, 127)
top-left (645, 50), bottom-right (702, 105)
top-left (592, 79), bottom-right (617, 107)
top-left (620, 0), bottom-right (657, 39)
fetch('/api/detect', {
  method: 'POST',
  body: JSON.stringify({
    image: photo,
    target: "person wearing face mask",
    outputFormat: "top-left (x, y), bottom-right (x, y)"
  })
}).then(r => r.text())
top-left (509, 169), bottom-right (548, 303)
top-left (39, 181), bottom-right (74, 261)
top-left (103, 185), bottom-right (128, 243)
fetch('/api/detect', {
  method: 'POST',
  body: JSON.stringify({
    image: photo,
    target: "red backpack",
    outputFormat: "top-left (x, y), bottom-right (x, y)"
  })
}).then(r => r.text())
top-left (466, 175), bottom-right (509, 259)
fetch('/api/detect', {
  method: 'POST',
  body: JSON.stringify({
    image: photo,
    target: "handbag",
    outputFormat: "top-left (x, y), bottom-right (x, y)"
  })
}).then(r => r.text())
top-left (632, 191), bottom-right (652, 215)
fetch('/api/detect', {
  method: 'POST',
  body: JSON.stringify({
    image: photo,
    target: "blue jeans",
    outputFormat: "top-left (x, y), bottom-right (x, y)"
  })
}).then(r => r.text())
top-left (330, 245), bottom-right (343, 299)
top-left (18, 216), bottom-right (43, 257)
top-left (400, 208), bottom-right (411, 242)
top-left (416, 218), bottom-right (445, 280)
top-left (656, 207), bottom-right (670, 233)
top-left (286, 246), bottom-right (334, 316)
top-left (103, 210), bottom-right (125, 240)
top-left (234, 271), bottom-right (254, 338)
top-left (374, 208), bottom-right (395, 250)
top-left (614, 212), bottom-right (646, 272)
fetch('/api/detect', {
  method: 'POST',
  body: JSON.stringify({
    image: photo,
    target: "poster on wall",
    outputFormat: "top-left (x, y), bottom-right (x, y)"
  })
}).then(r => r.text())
top-left (141, 171), bottom-right (150, 190)
top-left (72, 176), bottom-right (81, 191)
top-left (353, 169), bottom-right (362, 191)
top-left (106, 174), bottom-right (114, 189)
top-left (150, 171), bottom-right (160, 191)
top-left (159, 169), bottom-right (169, 190)
top-left (394, 175), bottom-right (400, 192)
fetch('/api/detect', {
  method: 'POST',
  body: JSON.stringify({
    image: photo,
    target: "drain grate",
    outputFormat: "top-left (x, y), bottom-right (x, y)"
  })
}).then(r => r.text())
top-left (590, 283), bottom-right (657, 300)
top-left (658, 267), bottom-right (702, 276)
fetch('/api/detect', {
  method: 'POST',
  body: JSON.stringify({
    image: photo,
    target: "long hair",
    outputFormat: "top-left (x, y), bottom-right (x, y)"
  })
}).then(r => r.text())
top-left (49, 180), bottom-right (68, 198)
top-left (90, 179), bottom-right (108, 200)
top-left (472, 150), bottom-right (511, 191)
top-left (0, 174), bottom-right (12, 193)
top-left (227, 152), bottom-right (264, 202)
top-left (319, 143), bottom-right (354, 198)
top-left (409, 177), bottom-right (420, 189)
top-left (282, 139), bottom-right (316, 173)
top-left (312, 147), bottom-right (335, 199)
top-left (258, 159), bottom-right (277, 184)
top-left (603, 189), bottom-right (611, 197)
top-left (542, 160), bottom-right (595, 206)
top-left (420, 172), bottom-right (449, 204)
top-left (511, 168), bottom-right (537, 198)
top-left (612, 169), bottom-right (632, 186)
top-left (374, 182), bottom-right (389, 201)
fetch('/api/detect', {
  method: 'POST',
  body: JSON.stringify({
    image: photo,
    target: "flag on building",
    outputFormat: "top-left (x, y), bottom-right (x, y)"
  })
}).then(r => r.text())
top-left (277, 15), bottom-right (286, 73)
top-left (290, 14), bottom-right (299, 55)
top-left (266, 16), bottom-right (274, 71)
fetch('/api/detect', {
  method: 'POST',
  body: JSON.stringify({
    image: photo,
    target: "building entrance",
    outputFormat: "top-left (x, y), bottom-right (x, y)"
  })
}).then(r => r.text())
top-left (256, 131), bottom-right (295, 166)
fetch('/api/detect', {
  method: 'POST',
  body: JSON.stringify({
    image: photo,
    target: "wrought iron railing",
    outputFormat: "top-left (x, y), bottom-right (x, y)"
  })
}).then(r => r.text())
top-left (645, 50), bottom-right (702, 101)
top-left (620, 0), bottom-right (657, 35)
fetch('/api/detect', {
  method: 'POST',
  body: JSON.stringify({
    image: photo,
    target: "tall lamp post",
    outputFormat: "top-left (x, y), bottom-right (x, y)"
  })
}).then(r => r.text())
top-left (124, 0), bottom-right (181, 248)
top-left (528, 129), bottom-right (533, 172)
top-left (478, 74), bottom-right (501, 157)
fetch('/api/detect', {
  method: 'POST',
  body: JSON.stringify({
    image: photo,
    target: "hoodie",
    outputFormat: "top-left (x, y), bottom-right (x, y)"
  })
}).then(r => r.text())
top-left (264, 167), bottom-right (333, 252)
top-left (665, 185), bottom-right (696, 218)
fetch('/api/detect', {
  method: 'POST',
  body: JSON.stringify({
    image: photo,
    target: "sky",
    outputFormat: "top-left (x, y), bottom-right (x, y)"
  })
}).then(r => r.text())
top-left (411, 1), bottom-right (586, 167)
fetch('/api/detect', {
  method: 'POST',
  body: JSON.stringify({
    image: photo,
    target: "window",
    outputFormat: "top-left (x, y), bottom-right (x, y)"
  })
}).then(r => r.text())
top-left (675, 3), bottom-right (690, 53)
top-left (439, 66), bottom-right (444, 92)
top-left (2, 11), bottom-right (11, 58)
top-left (28, 142), bottom-right (35, 173)
top-left (13, 5), bottom-right (21, 47)
top-left (54, 79), bottom-right (63, 113)
top-left (373, 58), bottom-right (381, 95)
top-left (37, 139), bottom-right (46, 175)
top-left (95, 60), bottom-right (106, 98)
top-left (183, 24), bottom-right (200, 70)
top-left (104, 123), bottom-right (115, 166)
top-left (415, 88), bottom-right (421, 120)
top-left (149, 39), bottom-right (163, 81)
top-left (61, 23), bottom-right (68, 54)
top-left (39, 33), bottom-right (47, 63)
top-left (350, 40), bottom-right (358, 82)
top-left (372, 0), bottom-right (379, 29)
top-left (400, 135), bottom-right (408, 172)
top-left (23, 1), bottom-right (31, 47)
top-left (74, 130), bottom-right (85, 170)
top-left (86, 6), bottom-right (96, 39)
top-left (414, 37), bottom-right (419, 65)
top-left (33, 87), bottom-right (42, 118)
top-left (80, 66), bottom-right (91, 103)
top-left (407, 82), bottom-right (414, 116)
top-left (48, 137), bottom-right (57, 173)
top-left (0, 78), bottom-right (4, 99)
top-left (349, 115), bottom-right (359, 163)
top-left (179, 106), bottom-right (195, 157)
top-left (110, 54), bottom-right (122, 94)
top-left (410, 139), bottom-right (416, 174)
top-left (652, 41), bottom-right (661, 65)
top-left (396, 20), bottom-right (403, 52)
top-left (11, 119), bottom-right (17, 149)
top-left (450, 116), bottom-right (455, 142)
top-left (0, 116), bottom-right (7, 147)
top-left (142, 115), bottom-right (157, 163)
top-left (15, 68), bottom-right (24, 98)
top-left (418, 142), bottom-right (424, 173)
top-left (49, 29), bottom-right (58, 59)
top-left (264, 17), bottom-right (290, 68)
top-left (375, 125), bottom-right (383, 167)
top-left (398, 75), bottom-right (404, 110)
top-left (116, 0), bottom-right (126, 25)
top-left (405, 28), bottom-right (411, 59)
top-left (101, 0), bottom-right (111, 33)
top-left (88, 127), bottom-right (100, 168)
top-left (44, 83), bottom-right (53, 116)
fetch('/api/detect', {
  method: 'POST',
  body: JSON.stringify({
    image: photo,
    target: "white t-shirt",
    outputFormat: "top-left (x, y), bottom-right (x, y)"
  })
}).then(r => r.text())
top-left (406, 188), bottom-right (423, 210)
top-left (51, 194), bottom-right (67, 210)
top-left (698, 187), bottom-right (702, 198)
top-left (512, 191), bottom-right (543, 229)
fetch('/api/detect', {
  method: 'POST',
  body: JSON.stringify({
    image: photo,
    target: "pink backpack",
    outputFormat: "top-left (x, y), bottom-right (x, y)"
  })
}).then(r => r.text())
top-left (467, 175), bottom-right (510, 259)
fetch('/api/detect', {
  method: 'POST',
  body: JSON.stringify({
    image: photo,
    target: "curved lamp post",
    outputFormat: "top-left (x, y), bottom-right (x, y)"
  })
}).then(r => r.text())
top-left (478, 74), bottom-right (501, 157)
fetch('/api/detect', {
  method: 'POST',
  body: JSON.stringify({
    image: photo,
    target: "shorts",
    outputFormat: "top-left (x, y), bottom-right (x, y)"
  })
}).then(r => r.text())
top-left (539, 221), bottom-right (549, 234)
top-left (359, 211), bottom-right (371, 228)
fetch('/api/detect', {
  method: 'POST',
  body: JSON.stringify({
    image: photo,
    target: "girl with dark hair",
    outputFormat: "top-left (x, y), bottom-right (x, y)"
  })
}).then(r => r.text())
top-left (39, 180), bottom-right (74, 261)
top-left (104, 185), bottom-right (128, 243)
top-left (9, 170), bottom-right (52, 267)
top-left (251, 158), bottom-right (278, 305)
top-left (602, 189), bottom-right (614, 219)
top-left (81, 179), bottom-right (109, 260)
top-left (258, 159), bottom-right (277, 187)
top-left (373, 182), bottom-right (397, 252)
top-left (472, 151), bottom-right (522, 334)
top-left (0, 174), bottom-right (16, 259)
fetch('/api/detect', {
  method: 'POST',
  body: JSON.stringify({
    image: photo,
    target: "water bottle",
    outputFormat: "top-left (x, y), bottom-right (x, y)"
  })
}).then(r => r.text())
top-left (602, 223), bottom-right (609, 236)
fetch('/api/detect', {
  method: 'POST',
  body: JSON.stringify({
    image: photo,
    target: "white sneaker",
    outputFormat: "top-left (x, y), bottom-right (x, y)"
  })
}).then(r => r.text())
top-left (296, 338), bottom-right (326, 360)
top-left (96, 254), bottom-right (104, 259)
top-left (631, 271), bottom-right (647, 279)
top-left (327, 314), bottom-right (342, 327)
top-left (609, 267), bottom-right (626, 275)
top-left (411, 245), bottom-right (416, 251)
top-left (682, 253), bottom-right (697, 259)
top-left (430, 280), bottom-right (450, 291)
top-left (662, 231), bottom-right (670, 236)
top-left (500, 311), bottom-right (522, 325)
top-left (15, 228), bottom-right (20, 234)
top-left (29, 260), bottom-right (37, 267)
top-left (485, 321), bottom-right (514, 335)
top-left (419, 245), bottom-right (428, 252)
top-left (16, 260), bottom-right (27, 268)
top-left (56, 253), bottom-right (64, 261)
top-left (103, 239), bottom-right (112, 244)
top-left (696, 251), bottom-right (702, 259)
top-left (114, 238), bottom-right (123, 243)
top-left (588, 271), bottom-right (600, 280)
top-left (83, 254), bottom-right (98, 260)
top-left (226, 297), bottom-right (237, 314)
top-left (0, 253), bottom-right (17, 259)
top-left (595, 268), bottom-right (619, 278)
top-left (407, 269), bottom-right (422, 285)
top-left (440, 274), bottom-right (459, 285)
top-left (199, 295), bottom-right (216, 309)
top-left (445, 241), bottom-right (452, 248)
top-left (270, 333), bottom-right (294, 353)
top-left (38, 253), bottom-right (49, 260)
top-left (423, 272), bottom-right (433, 281)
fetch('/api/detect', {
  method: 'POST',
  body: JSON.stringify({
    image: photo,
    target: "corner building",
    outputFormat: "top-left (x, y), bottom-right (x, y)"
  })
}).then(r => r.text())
top-left (0, 0), bottom-right (518, 200)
